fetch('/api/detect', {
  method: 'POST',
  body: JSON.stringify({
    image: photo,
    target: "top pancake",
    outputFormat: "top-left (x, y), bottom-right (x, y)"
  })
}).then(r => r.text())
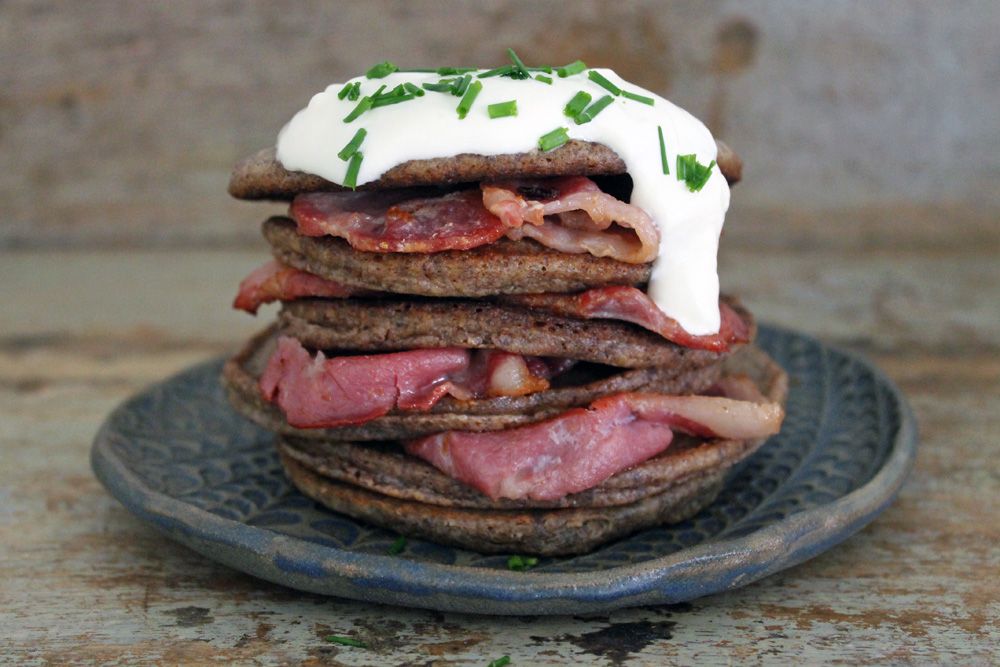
top-left (229, 140), bottom-right (742, 200)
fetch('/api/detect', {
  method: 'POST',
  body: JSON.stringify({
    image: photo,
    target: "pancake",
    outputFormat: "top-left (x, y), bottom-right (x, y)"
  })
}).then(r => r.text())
top-left (228, 140), bottom-right (742, 200)
top-left (277, 296), bottom-right (750, 370)
top-left (264, 216), bottom-right (652, 297)
top-left (222, 326), bottom-right (729, 442)
top-left (275, 346), bottom-right (786, 555)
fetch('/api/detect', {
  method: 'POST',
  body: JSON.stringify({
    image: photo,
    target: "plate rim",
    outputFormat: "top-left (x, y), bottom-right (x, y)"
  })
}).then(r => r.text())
top-left (91, 325), bottom-right (918, 614)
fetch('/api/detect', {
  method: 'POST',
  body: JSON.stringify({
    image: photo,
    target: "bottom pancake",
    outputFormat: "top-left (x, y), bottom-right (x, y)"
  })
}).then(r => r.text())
top-left (281, 452), bottom-right (725, 556)
top-left (274, 346), bottom-right (787, 555)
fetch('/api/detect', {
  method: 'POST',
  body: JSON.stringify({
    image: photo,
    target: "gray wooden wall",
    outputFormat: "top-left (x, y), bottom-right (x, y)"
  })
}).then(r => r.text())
top-left (2, 1), bottom-right (997, 250)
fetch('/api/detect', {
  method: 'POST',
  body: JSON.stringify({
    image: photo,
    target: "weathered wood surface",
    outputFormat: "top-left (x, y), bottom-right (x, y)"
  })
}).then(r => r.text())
top-left (1, 243), bottom-right (997, 665)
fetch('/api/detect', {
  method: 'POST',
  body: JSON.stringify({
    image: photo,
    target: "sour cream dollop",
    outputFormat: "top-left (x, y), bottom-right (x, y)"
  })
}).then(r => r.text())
top-left (276, 68), bottom-right (729, 335)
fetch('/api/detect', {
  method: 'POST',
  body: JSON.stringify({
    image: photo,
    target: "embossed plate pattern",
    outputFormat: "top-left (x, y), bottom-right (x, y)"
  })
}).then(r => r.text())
top-left (91, 326), bottom-right (917, 614)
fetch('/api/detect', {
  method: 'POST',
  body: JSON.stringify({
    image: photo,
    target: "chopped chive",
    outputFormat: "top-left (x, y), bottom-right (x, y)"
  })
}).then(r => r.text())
top-left (342, 96), bottom-right (373, 123)
top-left (325, 635), bottom-right (367, 648)
top-left (346, 82), bottom-right (361, 101)
top-left (337, 128), bottom-right (366, 161)
top-left (371, 93), bottom-right (414, 108)
top-left (456, 80), bottom-right (483, 119)
top-left (530, 65), bottom-right (553, 74)
top-left (622, 89), bottom-right (655, 106)
top-left (534, 74), bottom-right (553, 85)
top-left (422, 79), bottom-right (457, 93)
top-left (488, 100), bottom-right (518, 119)
top-left (451, 74), bottom-right (472, 96)
top-left (337, 82), bottom-right (354, 100)
top-left (556, 59), bottom-right (587, 77)
top-left (587, 70), bottom-right (622, 96)
top-left (676, 154), bottom-right (715, 192)
top-left (658, 126), bottom-right (669, 175)
top-left (538, 127), bottom-right (570, 152)
top-left (478, 65), bottom-right (514, 78)
top-left (343, 151), bottom-right (363, 189)
top-left (402, 82), bottom-right (425, 97)
top-left (574, 94), bottom-right (614, 124)
top-left (506, 48), bottom-right (531, 79)
top-left (563, 90), bottom-right (592, 120)
top-left (365, 61), bottom-right (398, 79)
top-left (388, 536), bottom-right (407, 555)
top-left (437, 66), bottom-right (477, 75)
top-left (506, 554), bottom-right (539, 571)
top-left (487, 657), bottom-right (511, 667)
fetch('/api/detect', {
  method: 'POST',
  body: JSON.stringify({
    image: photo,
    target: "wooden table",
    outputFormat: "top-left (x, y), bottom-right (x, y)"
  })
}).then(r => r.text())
top-left (2, 238), bottom-right (997, 665)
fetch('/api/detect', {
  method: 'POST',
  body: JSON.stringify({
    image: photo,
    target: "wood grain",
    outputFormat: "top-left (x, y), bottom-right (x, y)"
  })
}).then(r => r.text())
top-left (1, 246), bottom-right (997, 664)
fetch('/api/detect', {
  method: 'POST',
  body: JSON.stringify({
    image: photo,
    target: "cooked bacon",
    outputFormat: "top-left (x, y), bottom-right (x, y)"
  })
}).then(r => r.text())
top-left (503, 286), bottom-right (750, 352)
top-left (406, 392), bottom-right (783, 500)
top-left (289, 177), bottom-right (658, 263)
top-left (259, 336), bottom-right (562, 428)
top-left (290, 189), bottom-right (507, 252)
top-left (481, 176), bottom-right (659, 264)
top-left (233, 261), bottom-right (369, 314)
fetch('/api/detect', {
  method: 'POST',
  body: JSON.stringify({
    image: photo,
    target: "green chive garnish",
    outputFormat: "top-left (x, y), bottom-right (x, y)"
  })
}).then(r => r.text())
top-left (587, 70), bottom-right (622, 96)
top-left (658, 126), bottom-right (669, 175)
top-left (531, 65), bottom-right (554, 74)
top-left (535, 74), bottom-right (553, 85)
top-left (343, 151), bottom-right (363, 189)
top-left (337, 82), bottom-right (354, 100)
top-left (452, 74), bottom-right (472, 96)
top-left (563, 91), bottom-right (592, 120)
top-left (622, 90), bottom-right (655, 106)
top-left (676, 154), bottom-right (715, 192)
top-left (538, 127), bottom-right (570, 152)
top-left (337, 128), bottom-right (366, 161)
top-left (365, 61), bottom-right (398, 79)
top-left (487, 657), bottom-right (511, 667)
top-left (402, 82), bottom-right (425, 97)
top-left (437, 66), bottom-right (477, 75)
top-left (346, 82), bottom-right (361, 101)
top-left (506, 48), bottom-right (531, 79)
top-left (325, 635), bottom-right (367, 648)
top-left (488, 100), bottom-right (518, 119)
top-left (342, 96), bottom-right (373, 123)
top-left (422, 79), bottom-right (456, 93)
top-left (574, 94), bottom-right (614, 124)
top-left (388, 536), bottom-right (407, 555)
top-left (456, 80), bottom-right (483, 119)
top-left (507, 555), bottom-right (539, 571)
top-left (478, 65), bottom-right (515, 79)
top-left (556, 60), bottom-right (587, 77)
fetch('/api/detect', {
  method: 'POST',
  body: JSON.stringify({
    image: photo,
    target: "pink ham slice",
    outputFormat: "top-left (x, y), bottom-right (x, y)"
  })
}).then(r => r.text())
top-left (291, 189), bottom-right (507, 252)
top-left (233, 260), bottom-right (369, 314)
top-left (405, 392), bottom-right (784, 501)
top-left (259, 336), bottom-right (560, 429)
top-left (504, 286), bottom-right (750, 352)
top-left (481, 176), bottom-right (659, 264)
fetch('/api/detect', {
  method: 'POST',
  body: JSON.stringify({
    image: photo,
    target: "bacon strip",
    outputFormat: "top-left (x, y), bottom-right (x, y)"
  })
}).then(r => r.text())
top-left (259, 336), bottom-right (561, 428)
top-left (289, 177), bottom-right (658, 263)
top-left (504, 286), bottom-right (750, 352)
top-left (482, 176), bottom-right (659, 264)
top-left (233, 261), bottom-right (369, 314)
top-left (405, 392), bottom-right (784, 500)
top-left (291, 189), bottom-right (507, 252)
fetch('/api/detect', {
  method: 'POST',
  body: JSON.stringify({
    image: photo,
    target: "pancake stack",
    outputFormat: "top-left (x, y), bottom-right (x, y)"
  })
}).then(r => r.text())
top-left (222, 143), bottom-right (786, 556)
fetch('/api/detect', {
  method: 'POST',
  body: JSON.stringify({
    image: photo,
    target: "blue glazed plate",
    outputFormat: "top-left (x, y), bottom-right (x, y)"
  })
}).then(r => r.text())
top-left (91, 326), bottom-right (917, 615)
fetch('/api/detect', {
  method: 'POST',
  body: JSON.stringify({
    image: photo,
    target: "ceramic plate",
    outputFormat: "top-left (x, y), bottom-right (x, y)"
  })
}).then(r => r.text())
top-left (91, 326), bottom-right (917, 615)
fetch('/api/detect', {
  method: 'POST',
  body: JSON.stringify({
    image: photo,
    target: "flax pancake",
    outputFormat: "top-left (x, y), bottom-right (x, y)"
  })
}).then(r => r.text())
top-left (222, 326), bottom-right (730, 442)
top-left (276, 296), bottom-right (753, 369)
top-left (276, 346), bottom-right (787, 556)
top-left (228, 140), bottom-right (742, 200)
top-left (264, 216), bottom-right (652, 298)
